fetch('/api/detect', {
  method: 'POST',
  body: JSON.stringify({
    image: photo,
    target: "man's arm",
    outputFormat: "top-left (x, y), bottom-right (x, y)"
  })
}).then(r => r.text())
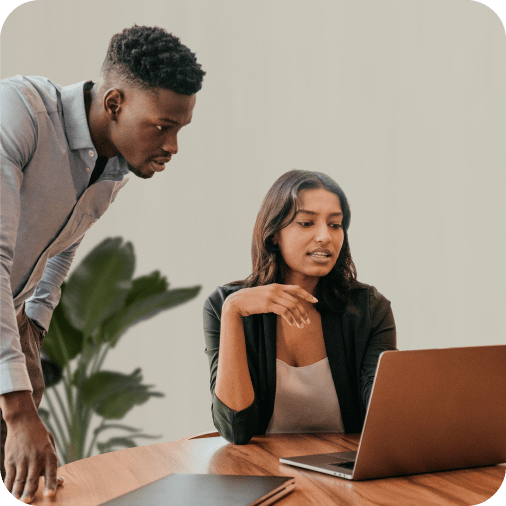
top-left (1, 79), bottom-right (60, 503)
top-left (25, 239), bottom-right (84, 332)
top-left (0, 80), bottom-right (36, 394)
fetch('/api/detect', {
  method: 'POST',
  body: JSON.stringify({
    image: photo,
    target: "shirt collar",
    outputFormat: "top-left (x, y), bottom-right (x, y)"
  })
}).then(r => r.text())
top-left (61, 81), bottom-right (95, 151)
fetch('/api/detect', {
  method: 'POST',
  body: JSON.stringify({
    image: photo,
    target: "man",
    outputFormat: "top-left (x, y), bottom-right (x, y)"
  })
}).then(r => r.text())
top-left (0, 24), bottom-right (205, 503)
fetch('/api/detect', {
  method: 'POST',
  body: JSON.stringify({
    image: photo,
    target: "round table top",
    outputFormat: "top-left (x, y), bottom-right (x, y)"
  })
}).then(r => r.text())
top-left (29, 432), bottom-right (505, 505)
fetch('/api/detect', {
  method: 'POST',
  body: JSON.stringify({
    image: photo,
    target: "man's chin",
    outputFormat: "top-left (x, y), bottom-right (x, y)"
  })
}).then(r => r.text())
top-left (127, 163), bottom-right (154, 180)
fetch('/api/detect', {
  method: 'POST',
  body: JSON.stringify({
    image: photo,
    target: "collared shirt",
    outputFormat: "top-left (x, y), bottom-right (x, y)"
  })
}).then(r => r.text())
top-left (1, 76), bottom-right (129, 395)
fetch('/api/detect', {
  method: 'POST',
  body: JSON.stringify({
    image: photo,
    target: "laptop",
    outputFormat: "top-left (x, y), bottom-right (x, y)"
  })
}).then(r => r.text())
top-left (280, 345), bottom-right (506, 480)
top-left (99, 474), bottom-right (296, 506)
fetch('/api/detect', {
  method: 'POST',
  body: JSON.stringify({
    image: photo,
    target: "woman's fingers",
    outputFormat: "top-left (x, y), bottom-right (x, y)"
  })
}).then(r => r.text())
top-left (279, 284), bottom-right (318, 304)
top-left (231, 284), bottom-right (318, 322)
top-left (272, 284), bottom-right (317, 326)
top-left (270, 297), bottom-right (310, 327)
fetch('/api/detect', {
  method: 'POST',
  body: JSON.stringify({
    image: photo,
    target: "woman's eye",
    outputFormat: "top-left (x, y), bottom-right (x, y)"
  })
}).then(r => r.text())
top-left (298, 222), bottom-right (313, 227)
top-left (156, 125), bottom-right (168, 132)
top-left (330, 223), bottom-right (343, 229)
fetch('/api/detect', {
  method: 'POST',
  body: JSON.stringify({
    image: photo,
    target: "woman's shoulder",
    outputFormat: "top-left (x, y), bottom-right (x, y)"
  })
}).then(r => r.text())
top-left (347, 280), bottom-right (392, 311)
top-left (204, 283), bottom-right (246, 313)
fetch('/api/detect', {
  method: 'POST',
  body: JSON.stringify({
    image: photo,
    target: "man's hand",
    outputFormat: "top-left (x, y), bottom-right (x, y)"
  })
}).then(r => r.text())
top-left (1, 391), bottom-right (59, 503)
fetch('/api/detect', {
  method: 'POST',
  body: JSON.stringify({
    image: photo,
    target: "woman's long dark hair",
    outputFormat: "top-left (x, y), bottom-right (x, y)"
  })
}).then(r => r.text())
top-left (231, 170), bottom-right (357, 313)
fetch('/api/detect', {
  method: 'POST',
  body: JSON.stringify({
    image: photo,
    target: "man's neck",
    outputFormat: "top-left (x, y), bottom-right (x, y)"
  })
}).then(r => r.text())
top-left (84, 82), bottom-right (118, 158)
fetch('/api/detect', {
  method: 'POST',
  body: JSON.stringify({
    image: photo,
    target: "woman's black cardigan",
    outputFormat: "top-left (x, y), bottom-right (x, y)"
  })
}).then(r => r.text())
top-left (203, 282), bottom-right (397, 444)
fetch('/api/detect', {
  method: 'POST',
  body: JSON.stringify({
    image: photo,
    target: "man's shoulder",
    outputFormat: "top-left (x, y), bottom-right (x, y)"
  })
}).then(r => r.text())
top-left (1, 76), bottom-right (63, 115)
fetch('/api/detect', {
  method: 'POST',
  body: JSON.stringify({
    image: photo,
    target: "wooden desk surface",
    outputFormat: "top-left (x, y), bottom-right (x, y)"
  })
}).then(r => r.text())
top-left (31, 433), bottom-right (505, 505)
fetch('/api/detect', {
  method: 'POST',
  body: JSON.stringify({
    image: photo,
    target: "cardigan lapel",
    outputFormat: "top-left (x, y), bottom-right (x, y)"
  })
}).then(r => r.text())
top-left (322, 312), bottom-right (359, 432)
top-left (253, 313), bottom-right (277, 434)
top-left (263, 313), bottom-right (278, 404)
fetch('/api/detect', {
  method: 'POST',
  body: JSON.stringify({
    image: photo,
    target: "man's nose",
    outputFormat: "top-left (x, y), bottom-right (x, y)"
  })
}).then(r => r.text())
top-left (162, 133), bottom-right (178, 155)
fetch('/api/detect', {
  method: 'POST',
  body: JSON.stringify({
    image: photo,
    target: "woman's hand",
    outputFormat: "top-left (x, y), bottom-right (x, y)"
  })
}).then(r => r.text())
top-left (224, 284), bottom-right (318, 328)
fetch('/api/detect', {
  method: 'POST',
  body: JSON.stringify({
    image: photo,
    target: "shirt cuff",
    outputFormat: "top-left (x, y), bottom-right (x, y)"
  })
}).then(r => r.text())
top-left (0, 362), bottom-right (33, 395)
top-left (25, 298), bottom-right (52, 332)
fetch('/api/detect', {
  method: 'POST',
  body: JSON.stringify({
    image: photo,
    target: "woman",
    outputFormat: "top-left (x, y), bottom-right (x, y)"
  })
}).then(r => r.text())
top-left (203, 170), bottom-right (396, 444)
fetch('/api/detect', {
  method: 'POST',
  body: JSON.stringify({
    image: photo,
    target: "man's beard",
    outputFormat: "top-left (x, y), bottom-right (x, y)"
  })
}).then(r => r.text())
top-left (127, 162), bottom-right (151, 179)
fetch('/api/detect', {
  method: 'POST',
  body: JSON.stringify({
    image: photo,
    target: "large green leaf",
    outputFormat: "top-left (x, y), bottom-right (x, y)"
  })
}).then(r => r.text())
top-left (42, 282), bottom-right (84, 369)
top-left (125, 271), bottom-right (168, 305)
top-left (102, 273), bottom-right (201, 346)
top-left (62, 238), bottom-right (135, 338)
top-left (81, 369), bottom-right (164, 419)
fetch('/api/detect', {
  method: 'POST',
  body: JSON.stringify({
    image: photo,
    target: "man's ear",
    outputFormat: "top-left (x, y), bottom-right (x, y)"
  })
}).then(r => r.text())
top-left (103, 88), bottom-right (124, 121)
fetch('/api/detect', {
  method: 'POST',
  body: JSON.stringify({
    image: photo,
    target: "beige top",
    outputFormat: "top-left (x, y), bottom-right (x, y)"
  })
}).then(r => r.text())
top-left (266, 358), bottom-right (345, 434)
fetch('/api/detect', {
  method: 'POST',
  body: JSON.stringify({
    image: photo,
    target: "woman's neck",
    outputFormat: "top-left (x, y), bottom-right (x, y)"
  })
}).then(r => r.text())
top-left (283, 272), bottom-right (319, 296)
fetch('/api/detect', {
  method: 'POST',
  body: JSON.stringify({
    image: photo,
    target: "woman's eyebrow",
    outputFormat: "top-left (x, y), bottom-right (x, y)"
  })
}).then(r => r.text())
top-left (295, 210), bottom-right (343, 217)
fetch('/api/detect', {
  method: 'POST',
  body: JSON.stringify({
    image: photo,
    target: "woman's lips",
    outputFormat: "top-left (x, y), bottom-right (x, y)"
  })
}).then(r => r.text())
top-left (307, 249), bottom-right (333, 263)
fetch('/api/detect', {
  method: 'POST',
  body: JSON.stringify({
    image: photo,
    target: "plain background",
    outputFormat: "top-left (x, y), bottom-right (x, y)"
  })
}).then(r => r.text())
top-left (2, 0), bottom-right (506, 449)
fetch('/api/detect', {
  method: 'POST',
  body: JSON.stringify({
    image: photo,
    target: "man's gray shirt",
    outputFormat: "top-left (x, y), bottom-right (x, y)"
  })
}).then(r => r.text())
top-left (0, 76), bottom-right (129, 395)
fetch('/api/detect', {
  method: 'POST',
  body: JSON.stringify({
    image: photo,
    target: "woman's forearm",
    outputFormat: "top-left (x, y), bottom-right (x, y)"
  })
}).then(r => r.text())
top-left (215, 299), bottom-right (255, 412)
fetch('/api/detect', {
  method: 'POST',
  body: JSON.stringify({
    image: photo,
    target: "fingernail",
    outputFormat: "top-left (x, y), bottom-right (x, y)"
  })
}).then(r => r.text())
top-left (305, 318), bottom-right (311, 324)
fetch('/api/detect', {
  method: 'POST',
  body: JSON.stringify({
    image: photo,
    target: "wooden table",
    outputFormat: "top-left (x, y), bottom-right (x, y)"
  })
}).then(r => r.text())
top-left (31, 433), bottom-right (505, 505)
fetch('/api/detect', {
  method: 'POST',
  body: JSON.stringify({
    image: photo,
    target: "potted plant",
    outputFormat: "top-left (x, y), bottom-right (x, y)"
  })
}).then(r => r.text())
top-left (39, 237), bottom-right (200, 463)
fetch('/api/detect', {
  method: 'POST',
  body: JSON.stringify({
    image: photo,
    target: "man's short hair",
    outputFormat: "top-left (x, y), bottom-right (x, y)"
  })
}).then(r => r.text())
top-left (101, 25), bottom-right (205, 95)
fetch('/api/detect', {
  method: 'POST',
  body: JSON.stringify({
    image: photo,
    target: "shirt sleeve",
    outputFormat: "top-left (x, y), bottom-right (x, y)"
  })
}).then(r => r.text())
top-left (203, 288), bottom-right (260, 444)
top-left (359, 287), bottom-right (397, 407)
top-left (25, 238), bottom-right (83, 331)
top-left (0, 80), bottom-right (38, 394)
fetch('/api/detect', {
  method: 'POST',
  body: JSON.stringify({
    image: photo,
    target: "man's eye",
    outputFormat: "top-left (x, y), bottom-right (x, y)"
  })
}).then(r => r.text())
top-left (156, 125), bottom-right (169, 132)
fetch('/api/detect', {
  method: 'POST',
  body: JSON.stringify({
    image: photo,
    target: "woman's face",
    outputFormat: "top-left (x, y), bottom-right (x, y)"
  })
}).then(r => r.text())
top-left (273, 188), bottom-right (345, 287)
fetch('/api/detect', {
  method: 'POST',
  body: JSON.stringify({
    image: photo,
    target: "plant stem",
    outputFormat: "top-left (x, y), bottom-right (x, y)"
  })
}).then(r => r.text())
top-left (86, 418), bottom-right (106, 458)
top-left (51, 384), bottom-right (71, 431)
top-left (74, 337), bottom-right (96, 460)
top-left (41, 414), bottom-right (66, 461)
top-left (44, 390), bottom-right (69, 463)
top-left (94, 341), bottom-right (111, 373)
top-left (63, 364), bottom-right (74, 415)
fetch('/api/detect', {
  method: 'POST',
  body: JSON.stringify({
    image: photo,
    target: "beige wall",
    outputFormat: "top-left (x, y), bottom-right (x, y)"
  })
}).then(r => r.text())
top-left (2, 0), bottom-right (505, 446)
